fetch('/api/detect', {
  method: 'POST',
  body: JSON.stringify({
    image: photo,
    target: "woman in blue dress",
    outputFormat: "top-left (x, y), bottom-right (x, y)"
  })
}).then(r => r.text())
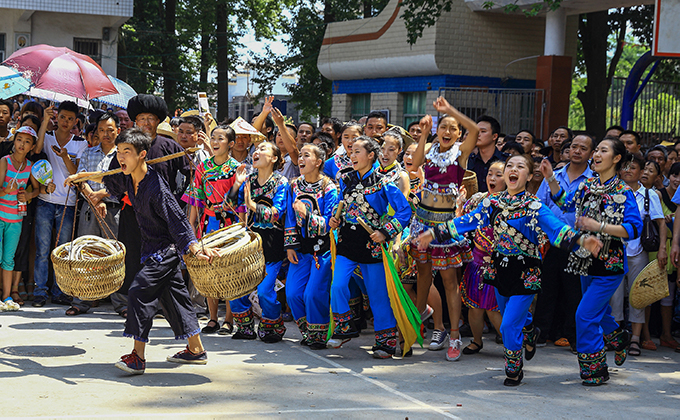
top-left (419, 155), bottom-right (602, 386)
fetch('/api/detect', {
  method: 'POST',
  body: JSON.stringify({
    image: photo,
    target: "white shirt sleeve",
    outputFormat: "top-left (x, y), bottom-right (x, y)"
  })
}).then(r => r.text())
top-left (649, 190), bottom-right (664, 220)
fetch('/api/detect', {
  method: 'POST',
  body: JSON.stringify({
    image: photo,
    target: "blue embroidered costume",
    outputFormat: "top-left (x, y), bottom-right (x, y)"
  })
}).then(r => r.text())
top-left (228, 172), bottom-right (290, 343)
top-left (331, 166), bottom-right (411, 357)
top-left (551, 176), bottom-right (642, 386)
top-left (284, 176), bottom-right (339, 349)
top-left (434, 191), bottom-right (582, 382)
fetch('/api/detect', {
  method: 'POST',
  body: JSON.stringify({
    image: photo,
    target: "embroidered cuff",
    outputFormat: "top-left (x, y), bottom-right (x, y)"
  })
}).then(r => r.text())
top-left (284, 227), bottom-right (300, 249)
top-left (554, 225), bottom-right (576, 249)
top-left (379, 217), bottom-right (403, 241)
top-left (307, 213), bottom-right (327, 237)
top-left (551, 188), bottom-right (567, 207)
top-left (256, 204), bottom-right (278, 223)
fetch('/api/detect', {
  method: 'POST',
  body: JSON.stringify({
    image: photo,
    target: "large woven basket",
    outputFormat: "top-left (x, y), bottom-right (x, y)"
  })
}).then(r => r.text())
top-left (462, 170), bottom-right (478, 199)
top-left (630, 260), bottom-right (669, 309)
top-left (51, 241), bottom-right (126, 300)
top-left (185, 231), bottom-right (265, 300)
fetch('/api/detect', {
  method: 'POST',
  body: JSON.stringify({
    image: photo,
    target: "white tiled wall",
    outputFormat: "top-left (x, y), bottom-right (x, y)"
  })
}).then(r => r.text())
top-left (0, 0), bottom-right (133, 17)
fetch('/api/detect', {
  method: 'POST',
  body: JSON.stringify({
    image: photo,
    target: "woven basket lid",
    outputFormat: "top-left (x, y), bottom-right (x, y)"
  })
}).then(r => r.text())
top-left (630, 259), bottom-right (669, 309)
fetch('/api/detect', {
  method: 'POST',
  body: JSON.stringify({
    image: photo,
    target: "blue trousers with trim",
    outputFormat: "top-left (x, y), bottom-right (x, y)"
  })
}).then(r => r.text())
top-left (495, 291), bottom-right (534, 352)
top-left (286, 251), bottom-right (332, 325)
top-left (231, 260), bottom-right (284, 320)
top-left (331, 255), bottom-right (396, 332)
top-left (576, 274), bottom-right (623, 353)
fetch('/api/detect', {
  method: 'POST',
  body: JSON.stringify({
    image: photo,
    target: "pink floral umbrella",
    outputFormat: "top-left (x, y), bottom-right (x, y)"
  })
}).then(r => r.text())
top-left (2, 44), bottom-right (118, 103)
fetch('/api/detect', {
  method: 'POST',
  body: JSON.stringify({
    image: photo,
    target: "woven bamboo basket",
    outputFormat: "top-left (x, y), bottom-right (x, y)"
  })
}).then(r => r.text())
top-left (51, 241), bottom-right (126, 300)
top-left (462, 170), bottom-right (478, 199)
top-left (185, 231), bottom-right (265, 300)
top-left (630, 260), bottom-right (669, 309)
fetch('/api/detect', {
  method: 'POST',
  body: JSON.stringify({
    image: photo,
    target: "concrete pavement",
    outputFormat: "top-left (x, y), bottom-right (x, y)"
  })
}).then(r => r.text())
top-left (1, 303), bottom-right (679, 419)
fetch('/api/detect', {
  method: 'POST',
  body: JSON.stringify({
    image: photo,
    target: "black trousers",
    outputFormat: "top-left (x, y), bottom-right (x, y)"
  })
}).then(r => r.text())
top-left (118, 205), bottom-right (142, 295)
top-left (124, 247), bottom-right (200, 343)
top-left (534, 247), bottom-right (582, 342)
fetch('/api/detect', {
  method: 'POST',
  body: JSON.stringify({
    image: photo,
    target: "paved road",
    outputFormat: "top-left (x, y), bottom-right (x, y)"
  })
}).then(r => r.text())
top-left (1, 303), bottom-right (679, 419)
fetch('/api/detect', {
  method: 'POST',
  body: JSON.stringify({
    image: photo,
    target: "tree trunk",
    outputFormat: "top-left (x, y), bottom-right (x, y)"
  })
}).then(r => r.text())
top-left (162, 0), bottom-right (177, 112)
top-left (216, 3), bottom-right (229, 122)
top-left (577, 11), bottom-right (613, 140)
top-left (364, 1), bottom-right (372, 18)
top-left (199, 27), bottom-right (210, 89)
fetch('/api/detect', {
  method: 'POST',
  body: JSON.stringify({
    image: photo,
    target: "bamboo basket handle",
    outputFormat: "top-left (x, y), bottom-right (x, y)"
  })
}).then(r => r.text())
top-left (72, 147), bottom-right (201, 184)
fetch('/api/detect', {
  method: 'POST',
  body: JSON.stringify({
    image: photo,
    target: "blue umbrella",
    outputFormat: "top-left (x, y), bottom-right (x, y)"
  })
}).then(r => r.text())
top-left (0, 66), bottom-right (32, 100)
top-left (94, 75), bottom-right (137, 109)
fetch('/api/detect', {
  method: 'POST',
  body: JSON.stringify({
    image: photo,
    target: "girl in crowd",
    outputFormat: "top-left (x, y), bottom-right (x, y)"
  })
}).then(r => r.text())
top-left (324, 121), bottom-right (362, 180)
top-left (284, 143), bottom-right (339, 350)
top-left (0, 127), bottom-right (40, 311)
top-left (541, 137), bottom-right (643, 386)
top-left (613, 156), bottom-right (666, 356)
top-left (655, 162), bottom-right (680, 352)
top-left (328, 136), bottom-right (411, 358)
top-left (419, 154), bottom-right (601, 386)
top-left (183, 125), bottom-right (242, 335)
top-left (456, 160), bottom-right (506, 355)
top-left (409, 97), bottom-right (479, 361)
top-left (378, 129), bottom-right (410, 197)
top-left (229, 142), bottom-right (290, 343)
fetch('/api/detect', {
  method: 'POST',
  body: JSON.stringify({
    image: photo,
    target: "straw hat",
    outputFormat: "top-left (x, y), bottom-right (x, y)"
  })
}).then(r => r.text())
top-left (157, 119), bottom-right (177, 141)
top-left (630, 260), bottom-right (669, 309)
top-left (230, 117), bottom-right (266, 143)
top-left (180, 110), bottom-right (217, 133)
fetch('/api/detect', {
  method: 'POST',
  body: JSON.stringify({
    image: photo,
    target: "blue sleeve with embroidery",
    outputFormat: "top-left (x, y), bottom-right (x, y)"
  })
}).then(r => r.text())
top-left (255, 180), bottom-right (288, 224)
top-left (621, 189), bottom-right (643, 240)
top-left (310, 183), bottom-right (339, 237)
top-left (379, 181), bottom-right (412, 240)
top-left (535, 203), bottom-right (579, 249)
top-left (551, 186), bottom-right (580, 213)
top-left (434, 200), bottom-right (489, 243)
top-left (284, 186), bottom-right (299, 250)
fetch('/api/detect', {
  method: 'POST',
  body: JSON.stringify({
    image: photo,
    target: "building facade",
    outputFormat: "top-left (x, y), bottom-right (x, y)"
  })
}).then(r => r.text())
top-left (0, 0), bottom-right (133, 76)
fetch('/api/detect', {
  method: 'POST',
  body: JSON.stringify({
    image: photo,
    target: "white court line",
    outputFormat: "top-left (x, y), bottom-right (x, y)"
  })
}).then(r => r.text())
top-left (18, 406), bottom-right (456, 419)
top-left (294, 345), bottom-right (461, 419)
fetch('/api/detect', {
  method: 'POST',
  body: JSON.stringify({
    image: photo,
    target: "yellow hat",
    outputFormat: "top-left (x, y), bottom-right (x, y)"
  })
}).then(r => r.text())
top-left (180, 110), bottom-right (217, 134)
top-left (157, 121), bottom-right (177, 141)
top-left (230, 117), bottom-right (266, 143)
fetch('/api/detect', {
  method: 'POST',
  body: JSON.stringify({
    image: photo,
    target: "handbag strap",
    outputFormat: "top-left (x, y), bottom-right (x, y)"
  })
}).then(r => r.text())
top-left (644, 187), bottom-right (650, 215)
top-left (660, 187), bottom-right (677, 212)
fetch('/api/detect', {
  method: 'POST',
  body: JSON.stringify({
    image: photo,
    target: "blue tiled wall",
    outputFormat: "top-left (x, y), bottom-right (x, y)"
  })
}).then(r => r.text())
top-left (332, 75), bottom-right (536, 94)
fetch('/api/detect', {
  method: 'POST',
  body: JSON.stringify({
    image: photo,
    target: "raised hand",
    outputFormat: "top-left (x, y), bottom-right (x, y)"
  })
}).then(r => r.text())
top-left (271, 107), bottom-right (285, 127)
top-left (539, 159), bottom-right (554, 181)
top-left (262, 96), bottom-right (275, 115)
top-left (419, 115), bottom-right (433, 140)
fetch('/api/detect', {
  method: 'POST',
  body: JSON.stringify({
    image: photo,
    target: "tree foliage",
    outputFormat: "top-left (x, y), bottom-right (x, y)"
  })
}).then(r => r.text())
top-left (250, 0), bottom-right (390, 120)
top-left (118, 0), bottom-right (292, 118)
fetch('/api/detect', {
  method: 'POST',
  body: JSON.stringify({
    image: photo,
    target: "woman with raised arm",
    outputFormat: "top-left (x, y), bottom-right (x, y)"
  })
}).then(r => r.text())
top-left (409, 97), bottom-right (479, 361)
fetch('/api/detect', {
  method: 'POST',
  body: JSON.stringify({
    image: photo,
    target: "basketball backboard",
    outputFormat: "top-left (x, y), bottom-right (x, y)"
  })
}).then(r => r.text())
top-left (653, 0), bottom-right (680, 57)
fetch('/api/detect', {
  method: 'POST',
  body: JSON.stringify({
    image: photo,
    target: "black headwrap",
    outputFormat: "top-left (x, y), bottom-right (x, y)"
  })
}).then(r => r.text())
top-left (127, 94), bottom-right (168, 122)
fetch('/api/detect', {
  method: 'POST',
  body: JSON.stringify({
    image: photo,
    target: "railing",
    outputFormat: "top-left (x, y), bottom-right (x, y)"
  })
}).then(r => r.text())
top-left (438, 87), bottom-right (545, 137)
top-left (608, 77), bottom-right (680, 145)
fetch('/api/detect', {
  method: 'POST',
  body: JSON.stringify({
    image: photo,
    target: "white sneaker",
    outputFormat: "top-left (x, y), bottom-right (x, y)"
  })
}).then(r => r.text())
top-left (446, 338), bottom-right (463, 361)
top-left (428, 329), bottom-right (450, 351)
top-left (0, 301), bottom-right (6, 312)
top-left (2, 298), bottom-right (19, 311)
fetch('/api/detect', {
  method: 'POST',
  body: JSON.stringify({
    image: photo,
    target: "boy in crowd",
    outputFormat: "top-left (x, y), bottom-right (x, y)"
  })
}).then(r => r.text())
top-left (66, 128), bottom-right (218, 374)
top-left (0, 100), bottom-right (13, 141)
top-left (33, 101), bottom-right (88, 307)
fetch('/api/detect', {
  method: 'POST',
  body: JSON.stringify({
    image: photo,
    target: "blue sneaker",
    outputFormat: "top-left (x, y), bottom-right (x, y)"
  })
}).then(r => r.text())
top-left (115, 350), bottom-right (146, 374)
top-left (166, 346), bottom-right (207, 365)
